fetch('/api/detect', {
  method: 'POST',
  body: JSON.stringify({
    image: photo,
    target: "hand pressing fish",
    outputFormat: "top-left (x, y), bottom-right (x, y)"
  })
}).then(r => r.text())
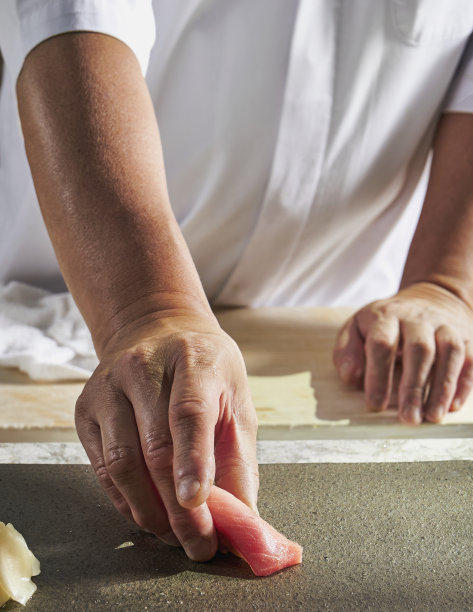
top-left (207, 487), bottom-right (302, 576)
top-left (0, 487), bottom-right (300, 612)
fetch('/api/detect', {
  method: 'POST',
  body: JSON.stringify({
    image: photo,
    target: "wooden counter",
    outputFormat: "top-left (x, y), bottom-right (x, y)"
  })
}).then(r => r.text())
top-left (1, 307), bottom-right (472, 441)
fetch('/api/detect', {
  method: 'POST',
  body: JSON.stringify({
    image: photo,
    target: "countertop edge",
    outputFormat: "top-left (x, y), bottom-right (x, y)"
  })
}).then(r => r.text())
top-left (0, 439), bottom-right (472, 465)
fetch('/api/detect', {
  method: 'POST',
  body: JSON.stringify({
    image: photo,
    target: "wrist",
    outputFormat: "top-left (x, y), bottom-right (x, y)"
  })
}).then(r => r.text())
top-left (92, 288), bottom-right (216, 358)
top-left (399, 278), bottom-right (473, 312)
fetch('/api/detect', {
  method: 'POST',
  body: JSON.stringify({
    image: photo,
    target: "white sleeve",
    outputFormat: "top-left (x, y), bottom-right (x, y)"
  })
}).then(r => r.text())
top-left (0, 0), bottom-right (156, 82)
top-left (443, 35), bottom-right (473, 113)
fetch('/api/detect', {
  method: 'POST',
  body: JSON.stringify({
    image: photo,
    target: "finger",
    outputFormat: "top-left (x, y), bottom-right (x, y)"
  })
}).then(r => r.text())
top-left (424, 326), bottom-right (464, 423)
top-left (451, 341), bottom-right (473, 411)
top-left (214, 389), bottom-right (259, 513)
top-left (333, 316), bottom-right (365, 386)
top-left (96, 389), bottom-right (178, 545)
top-left (363, 315), bottom-right (399, 412)
top-left (169, 363), bottom-right (219, 509)
top-left (398, 321), bottom-right (435, 425)
top-left (129, 372), bottom-right (218, 562)
top-left (75, 399), bottom-right (133, 523)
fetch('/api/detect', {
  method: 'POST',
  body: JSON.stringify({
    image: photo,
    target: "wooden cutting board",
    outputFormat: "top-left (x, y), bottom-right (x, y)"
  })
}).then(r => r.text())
top-left (1, 307), bottom-right (472, 441)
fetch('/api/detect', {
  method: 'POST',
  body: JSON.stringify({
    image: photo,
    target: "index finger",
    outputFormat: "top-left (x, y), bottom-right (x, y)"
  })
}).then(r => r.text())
top-left (124, 369), bottom-right (219, 562)
top-left (171, 361), bottom-right (258, 514)
top-left (398, 321), bottom-right (435, 425)
top-left (363, 315), bottom-right (399, 412)
top-left (168, 363), bottom-right (220, 508)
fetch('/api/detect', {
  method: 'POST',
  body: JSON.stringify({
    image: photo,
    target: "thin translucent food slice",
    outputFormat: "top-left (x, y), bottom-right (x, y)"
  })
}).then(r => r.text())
top-left (0, 522), bottom-right (40, 606)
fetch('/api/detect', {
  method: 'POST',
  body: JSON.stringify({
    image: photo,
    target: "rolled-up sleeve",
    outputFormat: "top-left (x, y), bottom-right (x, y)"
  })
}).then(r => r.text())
top-left (443, 35), bottom-right (473, 113)
top-left (0, 0), bottom-right (156, 82)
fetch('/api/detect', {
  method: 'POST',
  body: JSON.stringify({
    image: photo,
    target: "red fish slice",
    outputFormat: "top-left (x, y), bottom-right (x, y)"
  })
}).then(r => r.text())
top-left (207, 486), bottom-right (303, 576)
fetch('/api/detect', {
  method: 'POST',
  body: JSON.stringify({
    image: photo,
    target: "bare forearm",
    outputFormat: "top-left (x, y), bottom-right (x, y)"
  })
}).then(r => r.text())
top-left (16, 33), bottom-right (258, 560)
top-left (401, 113), bottom-right (473, 307)
top-left (17, 33), bottom-right (212, 355)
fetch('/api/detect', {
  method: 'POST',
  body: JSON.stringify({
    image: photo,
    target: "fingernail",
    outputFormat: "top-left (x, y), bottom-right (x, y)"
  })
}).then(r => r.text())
top-left (451, 399), bottom-right (462, 412)
top-left (402, 406), bottom-right (422, 425)
top-left (367, 402), bottom-right (383, 413)
top-left (177, 477), bottom-right (201, 502)
top-left (427, 405), bottom-right (445, 423)
top-left (160, 532), bottom-right (181, 547)
top-left (184, 536), bottom-right (216, 562)
top-left (368, 395), bottom-right (384, 412)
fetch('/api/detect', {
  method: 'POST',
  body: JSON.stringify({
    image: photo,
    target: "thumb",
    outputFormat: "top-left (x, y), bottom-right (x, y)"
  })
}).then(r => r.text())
top-left (214, 395), bottom-right (259, 513)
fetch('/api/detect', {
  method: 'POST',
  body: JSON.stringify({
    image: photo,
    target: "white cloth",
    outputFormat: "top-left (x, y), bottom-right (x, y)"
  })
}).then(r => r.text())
top-left (0, 282), bottom-right (97, 380)
top-left (1, 1), bottom-right (473, 307)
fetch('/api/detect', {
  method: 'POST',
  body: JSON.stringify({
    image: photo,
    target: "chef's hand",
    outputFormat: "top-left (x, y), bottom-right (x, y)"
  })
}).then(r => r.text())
top-left (75, 311), bottom-right (258, 561)
top-left (333, 282), bottom-right (473, 424)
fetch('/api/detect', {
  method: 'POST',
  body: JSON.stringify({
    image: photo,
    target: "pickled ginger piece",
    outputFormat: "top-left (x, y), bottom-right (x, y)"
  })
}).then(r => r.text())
top-left (0, 522), bottom-right (40, 606)
top-left (207, 486), bottom-right (302, 576)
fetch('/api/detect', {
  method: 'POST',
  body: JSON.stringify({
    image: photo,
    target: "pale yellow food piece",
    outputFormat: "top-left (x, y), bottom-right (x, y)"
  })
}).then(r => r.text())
top-left (0, 583), bottom-right (9, 608)
top-left (0, 522), bottom-right (40, 607)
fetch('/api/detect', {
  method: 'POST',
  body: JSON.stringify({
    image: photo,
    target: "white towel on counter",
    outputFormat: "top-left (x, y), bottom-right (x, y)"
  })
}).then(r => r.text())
top-left (0, 282), bottom-right (97, 381)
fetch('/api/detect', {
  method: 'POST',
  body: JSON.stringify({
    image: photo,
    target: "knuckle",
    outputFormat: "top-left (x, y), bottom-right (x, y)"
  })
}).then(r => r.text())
top-left (368, 300), bottom-right (402, 322)
top-left (363, 298), bottom-right (386, 315)
top-left (74, 391), bottom-right (90, 421)
top-left (142, 429), bottom-right (174, 472)
top-left (74, 386), bottom-right (99, 426)
top-left (436, 329), bottom-right (464, 359)
top-left (92, 457), bottom-right (115, 491)
top-left (367, 336), bottom-right (395, 359)
top-left (409, 339), bottom-right (434, 360)
top-left (74, 396), bottom-right (92, 430)
top-left (445, 343), bottom-right (464, 364)
top-left (174, 447), bottom-right (205, 472)
top-left (173, 334), bottom-right (219, 373)
top-left (75, 374), bottom-right (107, 415)
top-left (89, 368), bottom-right (115, 395)
top-left (76, 370), bottom-right (118, 415)
top-left (117, 346), bottom-right (153, 377)
top-left (115, 347), bottom-right (163, 394)
top-left (170, 397), bottom-right (209, 428)
top-left (435, 378), bottom-right (456, 401)
top-left (104, 445), bottom-right (140, 482)
top-left (401, 383), bottom-right (425, 405)
top-left (74, 416), bottom-right (98, 447)
top-left (373, 302), bottom-right (392, 318)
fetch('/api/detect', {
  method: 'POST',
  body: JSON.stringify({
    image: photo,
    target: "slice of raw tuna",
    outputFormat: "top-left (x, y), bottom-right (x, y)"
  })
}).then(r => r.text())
top-left (207, 486), bottom-right (302, 576)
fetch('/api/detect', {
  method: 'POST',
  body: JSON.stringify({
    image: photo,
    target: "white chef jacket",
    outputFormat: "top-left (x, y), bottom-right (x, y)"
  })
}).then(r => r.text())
top-left (1, 0), bottom-right (473, 306)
